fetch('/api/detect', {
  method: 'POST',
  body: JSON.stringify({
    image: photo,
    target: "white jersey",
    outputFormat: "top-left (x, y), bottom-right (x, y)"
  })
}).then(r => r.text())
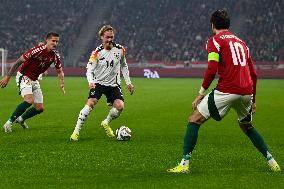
top-left (86, 43), bottom-right (131, 87)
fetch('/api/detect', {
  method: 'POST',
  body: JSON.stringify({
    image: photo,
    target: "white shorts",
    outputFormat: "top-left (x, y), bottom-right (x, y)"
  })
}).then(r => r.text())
top-left (197, 89), bottom-right (253, 123)
top-left (16, 72), bottom-right (43, 103)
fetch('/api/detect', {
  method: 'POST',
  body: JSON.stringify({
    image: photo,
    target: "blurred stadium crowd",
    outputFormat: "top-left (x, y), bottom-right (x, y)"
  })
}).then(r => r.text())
top-left (0, 0), bottom-right (93, 60)
top-left (1, 0), bottom-right (283, 64)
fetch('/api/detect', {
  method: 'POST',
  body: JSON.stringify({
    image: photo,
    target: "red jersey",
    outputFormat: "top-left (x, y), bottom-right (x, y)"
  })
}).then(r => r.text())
top-left (19, 44), bottom-right (62, 81)
top-left (202, 31), bottom-right (257, 102)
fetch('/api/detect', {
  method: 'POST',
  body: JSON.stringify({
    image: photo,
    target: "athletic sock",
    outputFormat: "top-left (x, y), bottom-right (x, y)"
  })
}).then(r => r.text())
top-left (74, 105), bottom-right (92, 134)
top-left (21, 107), bottom-right (43, 121)
top-left (247, 128), bottom-right (270, 159)
top-left (9, 101), bottom-right (32, 123)
top-left (181, 122), bottom-right (200, 165)
top-left (105, 107), bottom-right (121, 123)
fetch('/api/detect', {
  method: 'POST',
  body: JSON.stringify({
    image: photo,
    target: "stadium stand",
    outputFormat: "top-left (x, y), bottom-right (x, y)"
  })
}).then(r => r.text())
top-left (1, 0), bottom-right (283, 67)
top-left (0, 0), bottom-right (94, 62)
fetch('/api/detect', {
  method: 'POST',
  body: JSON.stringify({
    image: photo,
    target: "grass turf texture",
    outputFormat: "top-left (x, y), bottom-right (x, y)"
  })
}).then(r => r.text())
top-left (0, 77), bottom-right (283, 188)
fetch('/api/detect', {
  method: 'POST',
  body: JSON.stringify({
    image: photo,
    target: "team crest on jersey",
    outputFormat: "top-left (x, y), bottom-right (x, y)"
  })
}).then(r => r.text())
top-left (114, 53), bottom-right (120, 60)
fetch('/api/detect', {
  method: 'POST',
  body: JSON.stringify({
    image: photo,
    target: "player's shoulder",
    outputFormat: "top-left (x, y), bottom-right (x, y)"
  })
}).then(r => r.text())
top-left (89, 44), bottom-right (103, 62)
top-left (31, 44), bottom-right (46, 53)
top-left (94, 44), bottom-right (104, 53)
top-left (206, 36), bottom-right (220, 52)
top-left (113, 43), bottom-right (124, 49)
top-left (90, 44), bottom-right (104, 56)
top-left (24, 44), bottom-right (46, 58)
top-left (113, 43), bottom-right (126, 54)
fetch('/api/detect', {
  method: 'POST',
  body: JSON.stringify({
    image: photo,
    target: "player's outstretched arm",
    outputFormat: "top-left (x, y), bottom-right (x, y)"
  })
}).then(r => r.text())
top-left (56, 67), bottom-right (65, 94)
top-left (0, 56), bottom-right (25, 88)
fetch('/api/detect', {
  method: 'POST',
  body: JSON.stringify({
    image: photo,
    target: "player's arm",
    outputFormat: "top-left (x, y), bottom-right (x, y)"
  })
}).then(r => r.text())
top-left (248, 56), bottom-right (257, 112)
top-left (192, 46), bottom-right (218, 111)
top-left (86, 50), bottom-right (98, 89)
top-left (56, 67), bottom-right (65, 94)
top-left (192, 57), bottom-right (218, 110)
top-left (53, 52), bottom-right (65, 94)
top-left (0, 56), bottom-right (25, 88)
top-left (192, 38), bottom-right (219, 109)
top-left (120, 48), bottom-right (134, 95)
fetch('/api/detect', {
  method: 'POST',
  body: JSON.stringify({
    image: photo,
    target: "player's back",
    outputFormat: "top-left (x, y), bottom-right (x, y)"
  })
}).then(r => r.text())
top-left (208, 31), bottom-right (254, 95)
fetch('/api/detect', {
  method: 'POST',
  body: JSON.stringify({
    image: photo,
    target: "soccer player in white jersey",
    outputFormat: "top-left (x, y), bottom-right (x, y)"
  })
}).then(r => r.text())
top-left (70, 25), bottom-right (134, 141)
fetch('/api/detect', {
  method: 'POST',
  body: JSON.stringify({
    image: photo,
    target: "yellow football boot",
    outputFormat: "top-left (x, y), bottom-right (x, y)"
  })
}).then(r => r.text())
top-left (101, 120), bottom-right (115, 138)
top-left (70, 132), bottom-right (79, 141)
top-left (167, 164), bottom-right (190, 173)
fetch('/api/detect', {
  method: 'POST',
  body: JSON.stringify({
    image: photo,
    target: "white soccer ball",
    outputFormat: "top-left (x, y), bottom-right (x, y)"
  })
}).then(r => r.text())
top-left (115, 126), bottom-right (132, 141)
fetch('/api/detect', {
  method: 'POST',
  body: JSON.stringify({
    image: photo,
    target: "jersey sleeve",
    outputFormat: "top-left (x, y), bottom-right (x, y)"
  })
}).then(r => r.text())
top-left (22, 45), bottom-right (45, 60)
top-left (86, 50), bottom-right (98, 84)
top-left (201, 37), bottom-right (220, 90)
top-left (248, 56), bottom-right (257, 102)
top-left (120, 47), bottom-right (131, 85)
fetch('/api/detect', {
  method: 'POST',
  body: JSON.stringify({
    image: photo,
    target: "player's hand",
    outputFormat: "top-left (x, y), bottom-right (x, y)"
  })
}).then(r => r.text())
top-left (60, 83), bottom-right (65, 94)
top-left (89, 83), bottom-right (96, 89)
top-left (127, 84), bottom-right (134, 95)
top-left (252, 103), bottom-right (256, 113)
top-left (0, 76), bottom-right (10, 88)
top-left (192, 94), bottom-right (204, 110)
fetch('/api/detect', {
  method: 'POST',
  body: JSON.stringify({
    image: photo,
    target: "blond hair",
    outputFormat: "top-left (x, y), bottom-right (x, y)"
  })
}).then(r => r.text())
top-left (99, 25), bottom-right (115, 37)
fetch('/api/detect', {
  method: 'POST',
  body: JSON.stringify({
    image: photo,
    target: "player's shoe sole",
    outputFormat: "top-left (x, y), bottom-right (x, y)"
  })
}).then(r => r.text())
top-left (101, 120), bottom-right (115, 138)
top-left (70, 133), bottom-right (79, 141)
top-left (167, 164), bottom-right (190, 173)
top-left (3, 123), bottom-right (12, 133)
top-left (15, 117), bottom-right (29, 129)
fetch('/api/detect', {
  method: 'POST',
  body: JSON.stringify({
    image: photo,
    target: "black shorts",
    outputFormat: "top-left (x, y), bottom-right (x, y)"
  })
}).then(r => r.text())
top-left (88, 83), bottom-right (124, 103)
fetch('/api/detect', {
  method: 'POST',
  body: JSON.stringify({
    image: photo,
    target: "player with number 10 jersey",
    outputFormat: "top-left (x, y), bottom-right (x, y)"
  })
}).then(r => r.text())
top-left (167, 10), bottom-right (280, 174)
top-left (204, 30), bottom-right (256, 98)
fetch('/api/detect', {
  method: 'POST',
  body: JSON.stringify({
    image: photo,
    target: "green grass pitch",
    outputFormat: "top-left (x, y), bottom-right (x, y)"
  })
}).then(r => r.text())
top-left (0, 77), bottom-right (283, 188)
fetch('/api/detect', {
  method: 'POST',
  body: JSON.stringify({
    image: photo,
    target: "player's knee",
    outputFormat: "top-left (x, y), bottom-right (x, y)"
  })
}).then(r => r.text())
top-left (113, 100), bottom-right (124, 111)
top-left (239, 123), bottom-right (254, 134)
top-left (24, 96), bottom-right (34, 104)
top-left (189, 110), bottom-right (206, 125)
top-left (87, 98), bottom-right (97, 108)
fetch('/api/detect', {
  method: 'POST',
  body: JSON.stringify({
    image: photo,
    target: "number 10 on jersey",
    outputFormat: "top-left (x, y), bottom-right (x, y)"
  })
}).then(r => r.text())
top-left (229, 41), bottom-right (247, 66)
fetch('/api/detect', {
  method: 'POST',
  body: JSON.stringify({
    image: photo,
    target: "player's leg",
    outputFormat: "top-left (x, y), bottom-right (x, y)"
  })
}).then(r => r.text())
top-left (3, 74), bottom-right (33, 132)
top-left (235, 95), bottom-right (281, 172)
top-left (105, 99), bottom-right (124, 123)
top-left (70, 87), bottom-right (101, 141)
top-left (101, 86), bottom-right (124, 138)
top-left (16, 83), bottom-right (44, 128)
top-left (167, 109), bottom-right (206, 173)
top-left (168, 90), bottom-right (233, 173)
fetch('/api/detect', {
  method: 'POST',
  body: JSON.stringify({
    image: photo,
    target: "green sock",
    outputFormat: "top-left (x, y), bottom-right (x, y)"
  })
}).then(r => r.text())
top-left (21, 107), bottom-right (43, 121)
top-left (183, 122), bottom-right (200, 158)
top-left (247, 128), bottom-right (270, 159)
top-left (9, 101), bottom-right (32, 123)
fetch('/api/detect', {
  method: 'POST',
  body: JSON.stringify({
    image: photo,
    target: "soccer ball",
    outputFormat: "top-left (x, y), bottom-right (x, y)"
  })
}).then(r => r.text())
top-left (115, 126), bottom-right (132, 141)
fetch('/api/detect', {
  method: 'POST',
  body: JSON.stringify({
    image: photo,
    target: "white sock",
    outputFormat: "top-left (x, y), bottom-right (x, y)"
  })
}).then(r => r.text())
top-left (6, 120), bottom-right (13, 125)
top-left (17, 116), bottom-right (23, 122)
top-left (180, 159), bottom-right (189, 167)
top-left (74, 105), bottom-right (92, 134)
top-left (105, 107), bottom-right (121, 123)
top-left (268, 158), bottom-right (277, 166)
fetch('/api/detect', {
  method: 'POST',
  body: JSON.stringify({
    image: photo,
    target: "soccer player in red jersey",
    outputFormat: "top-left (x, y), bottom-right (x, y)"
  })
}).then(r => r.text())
top-left (0, 32), bottom-right (65, 132)
top-left (167, 10), bottom-right (280, 173)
